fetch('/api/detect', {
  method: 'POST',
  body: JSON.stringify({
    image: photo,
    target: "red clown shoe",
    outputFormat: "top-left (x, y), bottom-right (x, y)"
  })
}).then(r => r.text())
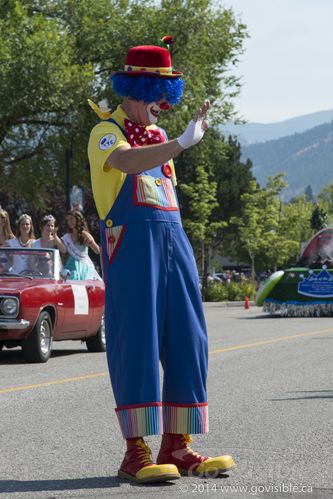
top-left (157, 434), bottom-right (236, 477)
top-left (118, 437), bottom-right (180, 483)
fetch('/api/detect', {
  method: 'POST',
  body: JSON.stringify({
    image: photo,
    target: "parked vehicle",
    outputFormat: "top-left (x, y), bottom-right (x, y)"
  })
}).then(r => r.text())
top-left (0, 247), bottom-right (105, 362)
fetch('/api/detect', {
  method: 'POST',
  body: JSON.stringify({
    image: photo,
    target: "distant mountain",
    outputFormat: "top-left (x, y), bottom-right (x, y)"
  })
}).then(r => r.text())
top-left (241, 121), bottom-right (333, 200)
top-left (222, 109), bottom-right (333, 145)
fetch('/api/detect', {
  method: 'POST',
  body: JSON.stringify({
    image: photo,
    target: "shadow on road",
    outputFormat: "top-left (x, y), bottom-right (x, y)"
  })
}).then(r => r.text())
top-left (0, 475), bottom-right (226, 493)
top-left (270, 390), bottom-right (333, 401)
top-left (0, 476), bottom-right (178, 494)
top-left (0, 348), bottom-right (89, 365)
top-left (0, 477), bottom-right (120, 494)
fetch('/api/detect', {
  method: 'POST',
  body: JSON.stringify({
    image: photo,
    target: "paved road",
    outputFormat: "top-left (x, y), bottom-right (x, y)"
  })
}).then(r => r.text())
top-left (0, 305), bottom-right (332, 498)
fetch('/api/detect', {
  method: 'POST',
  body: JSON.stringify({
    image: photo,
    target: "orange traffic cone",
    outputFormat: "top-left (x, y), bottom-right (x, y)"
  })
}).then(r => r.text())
top-left (244, 296), bottom-right (250, 310)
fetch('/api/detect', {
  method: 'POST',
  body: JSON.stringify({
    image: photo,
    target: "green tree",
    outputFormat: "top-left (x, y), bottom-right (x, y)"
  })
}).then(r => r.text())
top-left (180, 163), bottom-right (226, 297)
top-left (279, 196), bottom-right (313, 263)
top-left (0, 0), bottom-right (247, 208)
top-left (310, 203), bottom-right (328, 232)
top-left (304, 184), bottom-right (315, 202)
top-left (230, 174), bottom-right (287, 278)
top-left (231, 175), bottom-right (314, 276)
top-left (317, 183), bottom-right (333, 225)
top-left (176, 128), bottom-right (255, 264)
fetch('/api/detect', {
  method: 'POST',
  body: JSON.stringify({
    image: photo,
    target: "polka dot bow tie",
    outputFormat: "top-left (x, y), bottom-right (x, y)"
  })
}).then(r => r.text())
top-left (124, 119), bottom-right (165, 147)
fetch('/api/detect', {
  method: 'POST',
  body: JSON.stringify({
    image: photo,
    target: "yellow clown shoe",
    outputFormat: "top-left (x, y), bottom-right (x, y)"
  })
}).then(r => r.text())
top-left (157, 433), bottom-right (236, 477)
top-left (118, 437), bottom-right (180, 484)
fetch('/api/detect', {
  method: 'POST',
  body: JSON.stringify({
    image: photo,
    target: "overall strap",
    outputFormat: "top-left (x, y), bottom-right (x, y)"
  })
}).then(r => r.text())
top-left (107, 118), bottom-right (126, 137)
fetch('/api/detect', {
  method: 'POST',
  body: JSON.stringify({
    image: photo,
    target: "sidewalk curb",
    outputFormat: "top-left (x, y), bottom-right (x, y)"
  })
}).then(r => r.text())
top-left (204, 301), bottom-right (257, 307)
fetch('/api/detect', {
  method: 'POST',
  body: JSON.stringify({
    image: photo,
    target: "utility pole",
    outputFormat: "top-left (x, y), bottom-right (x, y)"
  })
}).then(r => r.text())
top-left (65, 145), bottom-right (72, 210)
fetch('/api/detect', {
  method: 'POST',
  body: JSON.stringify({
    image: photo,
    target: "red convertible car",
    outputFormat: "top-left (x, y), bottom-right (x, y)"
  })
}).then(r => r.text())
top-left (0, 247), bottom-right (105, 363)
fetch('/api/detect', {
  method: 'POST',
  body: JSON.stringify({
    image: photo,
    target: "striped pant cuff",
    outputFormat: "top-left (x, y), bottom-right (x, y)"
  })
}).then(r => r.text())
top-left (115, 402), bottom-right (162, 438)
top-left (163, 402), bottom-right (209, 434)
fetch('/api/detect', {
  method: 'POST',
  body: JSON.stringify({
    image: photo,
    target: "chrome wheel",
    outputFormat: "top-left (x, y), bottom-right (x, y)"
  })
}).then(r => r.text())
top-left (22, 311), bottom-right (53, 363)
top-left (40, 317), bottom-right (52, 355)
top-left (100, 315), bottom-right (106, 348)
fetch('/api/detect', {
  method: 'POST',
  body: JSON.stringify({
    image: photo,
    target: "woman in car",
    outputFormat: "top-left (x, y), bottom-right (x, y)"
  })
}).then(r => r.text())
top-left (61, 210), bottom-right (101, 280)
top-left (0, 208), bottom-right (15, 247)
top-left (33, 214), bottom-right (66, 254)
top-left (6, 214), bottom-right (36, 273)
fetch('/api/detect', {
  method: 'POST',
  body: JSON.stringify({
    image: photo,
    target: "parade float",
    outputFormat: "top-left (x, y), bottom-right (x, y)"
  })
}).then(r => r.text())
top-left (256, 227), bottom-right (333, 316)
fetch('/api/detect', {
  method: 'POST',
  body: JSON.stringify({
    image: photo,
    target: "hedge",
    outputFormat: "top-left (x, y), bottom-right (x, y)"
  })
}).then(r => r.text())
top-left (205, 281), bottom-right (256, 302)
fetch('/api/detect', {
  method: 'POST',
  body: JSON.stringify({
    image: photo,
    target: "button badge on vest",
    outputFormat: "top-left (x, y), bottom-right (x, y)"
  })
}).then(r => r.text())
top-left (162, 163), bottom-right (172, 178)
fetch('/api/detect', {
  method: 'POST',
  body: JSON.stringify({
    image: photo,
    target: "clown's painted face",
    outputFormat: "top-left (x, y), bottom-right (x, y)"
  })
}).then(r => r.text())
top-left (146, 100), bottom-right (170, 124)
top-left (129, 98), bottom-right (170, 126)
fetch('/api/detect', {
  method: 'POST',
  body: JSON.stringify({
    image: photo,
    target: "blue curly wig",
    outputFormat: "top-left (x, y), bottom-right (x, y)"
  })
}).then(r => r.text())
top-left (111, 75), bottom-right (184, 105)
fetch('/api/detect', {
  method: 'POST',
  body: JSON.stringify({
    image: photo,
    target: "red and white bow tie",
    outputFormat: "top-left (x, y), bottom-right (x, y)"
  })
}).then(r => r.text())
top-left (124, 119), bottom-right (165, 147)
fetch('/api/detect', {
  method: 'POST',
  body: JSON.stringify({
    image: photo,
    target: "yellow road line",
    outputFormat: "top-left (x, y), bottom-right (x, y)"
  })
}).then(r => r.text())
top-left (209, 327), bottom-right (333, 354)
top-left (1, 327), bottom-right (333, 395)
top-left (0, 371), bottom-right (108, 394)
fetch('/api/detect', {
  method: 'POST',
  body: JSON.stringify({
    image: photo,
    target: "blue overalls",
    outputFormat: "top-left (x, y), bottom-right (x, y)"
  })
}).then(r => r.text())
top-left (100, 120), bottom-right (209, 439)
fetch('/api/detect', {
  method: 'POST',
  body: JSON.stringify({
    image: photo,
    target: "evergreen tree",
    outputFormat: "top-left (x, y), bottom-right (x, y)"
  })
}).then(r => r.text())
top-left (304, 184), bottom-right (315, 202)
top-left (174, 127), bottom-right (255, 284)
top-left (310, 203), bottom-right (328, 232)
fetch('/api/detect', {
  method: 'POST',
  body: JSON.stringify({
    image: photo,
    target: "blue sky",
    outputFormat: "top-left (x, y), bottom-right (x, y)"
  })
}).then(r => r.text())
top-left (222, 0), bottom-right (333, 123)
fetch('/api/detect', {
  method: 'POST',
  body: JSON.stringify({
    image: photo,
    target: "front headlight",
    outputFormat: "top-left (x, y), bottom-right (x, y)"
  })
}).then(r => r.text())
top-left (1, 298), bottom-right (19, 316)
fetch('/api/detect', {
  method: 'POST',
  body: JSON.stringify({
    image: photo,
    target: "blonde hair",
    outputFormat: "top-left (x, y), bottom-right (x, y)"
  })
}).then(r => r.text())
top-left (0, 209), bottom-right (14, 240)
top-left (16, 214), bottom-right (35, 239)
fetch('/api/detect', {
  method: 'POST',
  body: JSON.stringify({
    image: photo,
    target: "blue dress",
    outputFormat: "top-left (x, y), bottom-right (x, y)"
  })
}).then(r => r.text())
top-left (62, 234), bottom-right (101, 281)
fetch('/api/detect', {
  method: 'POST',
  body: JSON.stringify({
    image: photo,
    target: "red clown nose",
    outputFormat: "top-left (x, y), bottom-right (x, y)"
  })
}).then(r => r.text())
top-left (159, 101), bottom-right (170, 110)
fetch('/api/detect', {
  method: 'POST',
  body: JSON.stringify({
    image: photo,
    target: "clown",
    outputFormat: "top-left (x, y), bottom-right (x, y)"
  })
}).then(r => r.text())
top-left (88, 43), bottom-right (235, 483)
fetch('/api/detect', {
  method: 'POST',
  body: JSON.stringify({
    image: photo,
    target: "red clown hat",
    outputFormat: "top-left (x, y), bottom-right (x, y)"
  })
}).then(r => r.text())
top-left (113, 45), bottom-right (183, 78)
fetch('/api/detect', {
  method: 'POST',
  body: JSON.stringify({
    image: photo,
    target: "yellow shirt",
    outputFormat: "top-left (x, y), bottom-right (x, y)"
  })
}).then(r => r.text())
top-left (88, 105), bottom-right (177, 220)
top-left (88, 105), bottom-right (128, 220)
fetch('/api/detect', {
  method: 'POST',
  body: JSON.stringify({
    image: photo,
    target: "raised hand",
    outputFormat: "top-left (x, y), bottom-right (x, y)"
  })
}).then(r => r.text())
top-left (177, 100), bottom-right (211, 149)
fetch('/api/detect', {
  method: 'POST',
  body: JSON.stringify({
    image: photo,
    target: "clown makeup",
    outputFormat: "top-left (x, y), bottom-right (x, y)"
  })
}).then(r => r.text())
top-left (146, 99), bottom-right (170, 124)
top-left (124, 97), bottom-right (171, 126)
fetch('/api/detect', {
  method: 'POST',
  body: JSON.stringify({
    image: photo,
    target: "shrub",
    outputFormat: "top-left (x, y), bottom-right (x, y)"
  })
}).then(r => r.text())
top-left (204, 280), bottom-right (256, 302)
top-left (205, 282), bottom-right (229, 302)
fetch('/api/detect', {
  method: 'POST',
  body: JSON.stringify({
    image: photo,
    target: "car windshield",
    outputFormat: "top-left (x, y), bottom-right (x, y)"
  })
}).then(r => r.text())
top-left (0, 247), bottom-right (60, 279)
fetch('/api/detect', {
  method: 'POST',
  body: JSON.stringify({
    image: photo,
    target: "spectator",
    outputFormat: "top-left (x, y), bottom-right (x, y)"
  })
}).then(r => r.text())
top-left (33, 214), bottom-right (66, 254)
top-left (6, 214), bottom-right (35, 273)
top-left (0, 208), bottom-right (14, 247)
top-left (61, 210), bottom-right (101, 280)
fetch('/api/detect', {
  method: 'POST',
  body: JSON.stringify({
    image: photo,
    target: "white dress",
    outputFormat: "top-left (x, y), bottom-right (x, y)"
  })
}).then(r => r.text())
top-left (32, 239), bottom-right (56, 249)
top-left (6, 237), bottom-right (33, 274)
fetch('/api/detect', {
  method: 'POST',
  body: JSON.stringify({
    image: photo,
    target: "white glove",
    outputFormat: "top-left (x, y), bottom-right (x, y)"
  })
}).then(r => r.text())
top-left (177, 119), bottom-right (208, 149)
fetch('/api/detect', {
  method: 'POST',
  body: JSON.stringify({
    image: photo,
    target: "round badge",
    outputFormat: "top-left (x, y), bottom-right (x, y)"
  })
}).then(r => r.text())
top-left (155, 178), bottom-right (162, 186)
top-left (162, 163), bottom-right (172, 178)
top-left (106, 219), bottom-right (113, 228)
top-left (99, 134), bottom-right (116, 150)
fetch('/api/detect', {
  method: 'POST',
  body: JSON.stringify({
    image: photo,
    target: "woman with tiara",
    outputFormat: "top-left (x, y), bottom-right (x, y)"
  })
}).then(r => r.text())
top-left (32, 214), bottom-right (66, 254)
top-left (6, 213), bottom-right (35, 273)
top-left (61, 210), bottom-right (101, 281)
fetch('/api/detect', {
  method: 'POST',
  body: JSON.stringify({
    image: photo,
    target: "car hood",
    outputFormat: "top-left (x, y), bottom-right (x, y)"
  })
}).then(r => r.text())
top-left (0, 278), bottom-right (53, 294)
